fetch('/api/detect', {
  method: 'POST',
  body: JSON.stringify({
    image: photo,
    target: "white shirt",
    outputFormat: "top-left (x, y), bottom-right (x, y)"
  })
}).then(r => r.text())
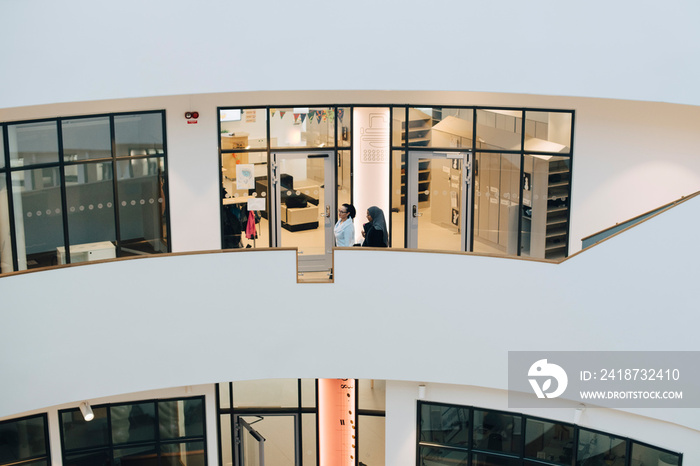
top-left (334, 218), bottom-right (355, 247)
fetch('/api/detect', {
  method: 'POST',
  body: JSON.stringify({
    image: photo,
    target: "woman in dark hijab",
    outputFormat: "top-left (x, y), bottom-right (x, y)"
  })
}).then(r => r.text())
top-left (361, 206), bottom-right (388, 247)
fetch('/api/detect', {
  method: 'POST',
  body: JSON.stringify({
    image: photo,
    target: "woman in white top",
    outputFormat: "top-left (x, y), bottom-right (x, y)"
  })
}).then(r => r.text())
top-left (334, 203), bottom-right (356, 246)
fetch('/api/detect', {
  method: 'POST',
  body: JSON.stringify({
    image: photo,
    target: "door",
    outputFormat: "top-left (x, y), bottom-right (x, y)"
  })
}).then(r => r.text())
top-left (271, 152), bottom-right (335, 273)
top-left (406, 151), bottom-right (472, 251)
top-left (234, 415), bottom-right (299, 466)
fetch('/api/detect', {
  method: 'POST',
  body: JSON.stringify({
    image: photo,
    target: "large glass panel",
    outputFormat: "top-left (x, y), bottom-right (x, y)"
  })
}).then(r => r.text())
top-left (161, 441), bottom-right (205, 466)
top-left (220, 108), bottom-right (267, 150)
top-left (403, 107), bottom-right (474, 148)
top-left (359, 415), bottom-right (385, 466)
top-left (391, 107), bottom-right (406, 147)
top-left (239, 415), bottom-right (295, 466)
top-left (0, 174), bottom-right (13, 273)
top-left (337, 107), bottom-right (351, 147)
top-left (472, 452), bottom-right (520, 466)
top-left (61, 117), bottom-right (112, 161)
top-left (63, 449), bottom-right (111, 466)
top-left (524, 418), bottom-right (574, 464)
top-left (521, 155), bottom-right (570, 260)
top-left (358, 379), bottom-right (385, 411)
top-left (420, 403), bottom-right (469, 448)
top-left (65, 162), bottom-right (116, 263)
top-left (473, 153), bottom-right (520, 256)
top-left (476, 109), bottom-right (522, 151)
top-left (113, 445), bottom-right (157, 466)
top-left (631, 443), bottom-right (680, 466)
top-left (7, 121), bottom-right (59, 166)
top-left (301, 379), bottom-right (316, 408)
top-left (390, 150), bottom-right (405, 248)
top-left (233, 379), bottom-right (299, 408)
top-left (270, 107), bottom-right (334, 148)
top-left (219, 383), bottom-right (231, 409)
top-left (159, 398), bottom-right (205, 440)
top-left (576, 429), bottom-right (626, 466)
top-left (116, 157), bottom-right (167, 255)
top-left (0, 129), bottom-right (5, 169)
top-left (337, 150), bottom-right (351, 208)
top-left (114, 113), bottom-right (164, 158)
top-left (302, 413), bottom-right (317, 466)
top-left (473, 409), bottom-right (522, 455)
top-left (61, 406), bottom-right (110, 451)
top-left (220, 414), bottom-right (233, 466)
top-left (419, 446), bottom-right (469, 466)
top-left (222, 151), bottom-right (268, 248)
top-left (111, 402), bottom-right (156, 444)
top-left (524, 111), bottom-right (572, 154)
top-left (12, 167), bottom-right (64, 269)
top-left (0, 415), bottom-right (47, 465)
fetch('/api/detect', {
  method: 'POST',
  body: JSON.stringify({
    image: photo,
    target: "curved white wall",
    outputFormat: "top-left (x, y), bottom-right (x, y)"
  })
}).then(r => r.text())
top-left (2, 1), bottom-right (700, 109)
top-left (2, 194), bottom-right (700, 460)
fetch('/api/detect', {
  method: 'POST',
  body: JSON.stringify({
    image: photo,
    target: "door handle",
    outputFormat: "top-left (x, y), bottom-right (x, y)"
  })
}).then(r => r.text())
top-left (320, 205), bottom-right (331, 217)
top-left (412, 205), bottom-right (422, 217)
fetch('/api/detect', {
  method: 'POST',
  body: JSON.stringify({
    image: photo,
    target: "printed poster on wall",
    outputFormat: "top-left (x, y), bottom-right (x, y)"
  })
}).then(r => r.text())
top-left (236, 164), bottom-right (255, 190)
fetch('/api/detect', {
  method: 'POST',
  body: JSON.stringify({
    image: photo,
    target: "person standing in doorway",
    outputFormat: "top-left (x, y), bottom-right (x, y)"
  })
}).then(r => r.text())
top-left (334, 203), bottom-right (356, 247)
top-left (361, 206), bottom-right (388, 247)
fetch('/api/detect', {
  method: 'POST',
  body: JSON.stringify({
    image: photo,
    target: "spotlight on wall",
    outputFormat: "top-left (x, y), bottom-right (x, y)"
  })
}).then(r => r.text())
top-left (418, 384), bottom-right (426, 400)
top-left (80, 402), bottom-right (94, 422)
top-left (573, 403), bottom-right (586, 425)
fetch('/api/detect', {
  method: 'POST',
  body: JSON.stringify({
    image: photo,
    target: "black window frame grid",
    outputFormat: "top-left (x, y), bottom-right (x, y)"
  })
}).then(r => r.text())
top-left (0, 110), bottom-right (171, 273)
top-left (0, 412), bottom-right (51, 466)
top-left (58, 395), bottom-right (206, 466)
top-left (416, 400), bottom-right (682, 466)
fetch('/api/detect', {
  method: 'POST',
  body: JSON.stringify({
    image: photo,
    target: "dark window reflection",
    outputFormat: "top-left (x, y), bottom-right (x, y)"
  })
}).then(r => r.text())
top-left (161, 441), bottom-right (205, 466)
top-left (0, 415), bottom-right (48, 464)
top-left (420, 403), bottom-right (469, 447)
top-left (419, 446), bottom-right (469, 466)
top-left (61, 407), bottom-right (110, 451)
top-left (159, 399), bottom-right (204, 439)
top-left (576, 429), bottom-right (626, 466)
top-left (111, 402), bottom-right (156, 445)
top-left (473, 410), bottom-right (522, 456)
top-left (524, 418), bottom-right (574, 464)
top-left (64, 449), bottom-right (111, 466)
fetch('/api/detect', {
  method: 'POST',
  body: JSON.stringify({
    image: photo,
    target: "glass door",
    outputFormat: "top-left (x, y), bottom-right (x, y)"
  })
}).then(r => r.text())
top-left (234, 415), bottom-right (299, 466)
top-left (406, 151), bottom-right (472, 251)
top-left (271, 151), bottom-right (335, 273)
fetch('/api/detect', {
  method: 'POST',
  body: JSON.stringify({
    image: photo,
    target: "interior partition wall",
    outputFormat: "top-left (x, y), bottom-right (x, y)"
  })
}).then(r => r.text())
top-left (0, 111), bottom-right (170, 273)
top-left (417, 401), bottom-right (682, 466)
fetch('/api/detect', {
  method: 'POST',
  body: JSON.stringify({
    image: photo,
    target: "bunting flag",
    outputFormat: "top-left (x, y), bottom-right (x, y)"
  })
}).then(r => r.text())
top-left (271, 109), bottom-right (276, 117)
top-left (337, 108), bottom-right (344, 122)
top-left (308, 111), bottom-right (314, 122)
top-left (279, 111), bottom-right (286, 119)
top-left (328, 109), bottom-right (335, 122)
top-left (316, 111), bottom-right (322, 124)
top-left (300, 114), bottom-right (307, 123)
top-left (293, 113), bottom-right (300, 123)
top-left (322, 110), bottom-right (327, 122)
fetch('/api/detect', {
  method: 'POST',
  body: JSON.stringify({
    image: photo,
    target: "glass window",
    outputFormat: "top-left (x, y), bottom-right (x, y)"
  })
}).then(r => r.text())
top-left (473, 153), bottom-right (521, 257)
top-left (218, 383), bottom-right (231, 409)
top-left (0, 174), bottom-right (13, 273)
top-left (111, 402), bottom-right (156, 444)
top-left (114, 444), bottom-right (157, 466)
top-left (270, 106), bottom-right (335, 148)
top-left (221, 151), bottom-right (268, 249)
top-left (473, 409), bottom-right (522, 455)
top-left (476, 109), bottom-right (523, 151)
top-left (116, 157), bottom-right (167, 255)
top-left (337, 107), bottom-right (351, 147)
top-left (0, 415), bottom-right (48, 466)
top-left (402, 107), bottom-right (474, 149)
top-left (391, 150), bottom-right (406, 248)
top-left (161, 441), bottom-right (205, 466)
top-left (391, 107), bottom-right (406, 147)
top-left (359, 415), bottom-right (385, 466)
top-left (419, 446), bottom-right (469, 465)
top-left (472, 452), bottom-right (520, 465)
top-left (114, 113), bottom-right (164, 158)
top-left (63, 449), bottom-right (110, 466)
top-left (301, 379), bottom-right (316, 408)
top-left (61, 117), bottom-right (112, 161)
top-left (337, 150), bottom-right (351, 208)
top-left (0, 129), bottom-right (5, 169)
top-left (576, 429), bottom-right (626, 466)
top-left (159, 399), bottom-right (204, 440)
top-left (524, 418), bottom-right (574, 464)
top-left (302, 413), bottom-right (317, 466)
top-left (7, 121), bottom-right (59, 166)
top-left (358, 379), bottom-right (385, 411)
top-left (233, 379), bottom-right (299, 408)
top-left (61, 406), bottom-right (110, 451)
top-left (220, 108), bottom-right (267, 150)
top-left (420, 403), bottom-right (470, 448)
top-left (631, 442), bottom-right (680, 466)
top-left (66, 162), bottom-right (116, 261)
top-left (12, 167), bottom-right (65, 269)
top-left (524, 111), bottom-right (572, 154)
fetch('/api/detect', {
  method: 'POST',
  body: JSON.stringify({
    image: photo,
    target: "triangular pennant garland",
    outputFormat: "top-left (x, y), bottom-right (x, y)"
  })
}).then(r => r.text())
top-left (322, 110), bottom-right (327, 122)
top-left (337, 108), bottom-right (344, 122)
top-left (293, 113), bottom-right (300, 123)
top-left (316, 111), bottom-right (322, 124)
top-left (271, 109), bottom-right (276, 117)
top-left (279, 111), bottom-right (286, 119)
top-left (300, 114), bottom-right (307, 123)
